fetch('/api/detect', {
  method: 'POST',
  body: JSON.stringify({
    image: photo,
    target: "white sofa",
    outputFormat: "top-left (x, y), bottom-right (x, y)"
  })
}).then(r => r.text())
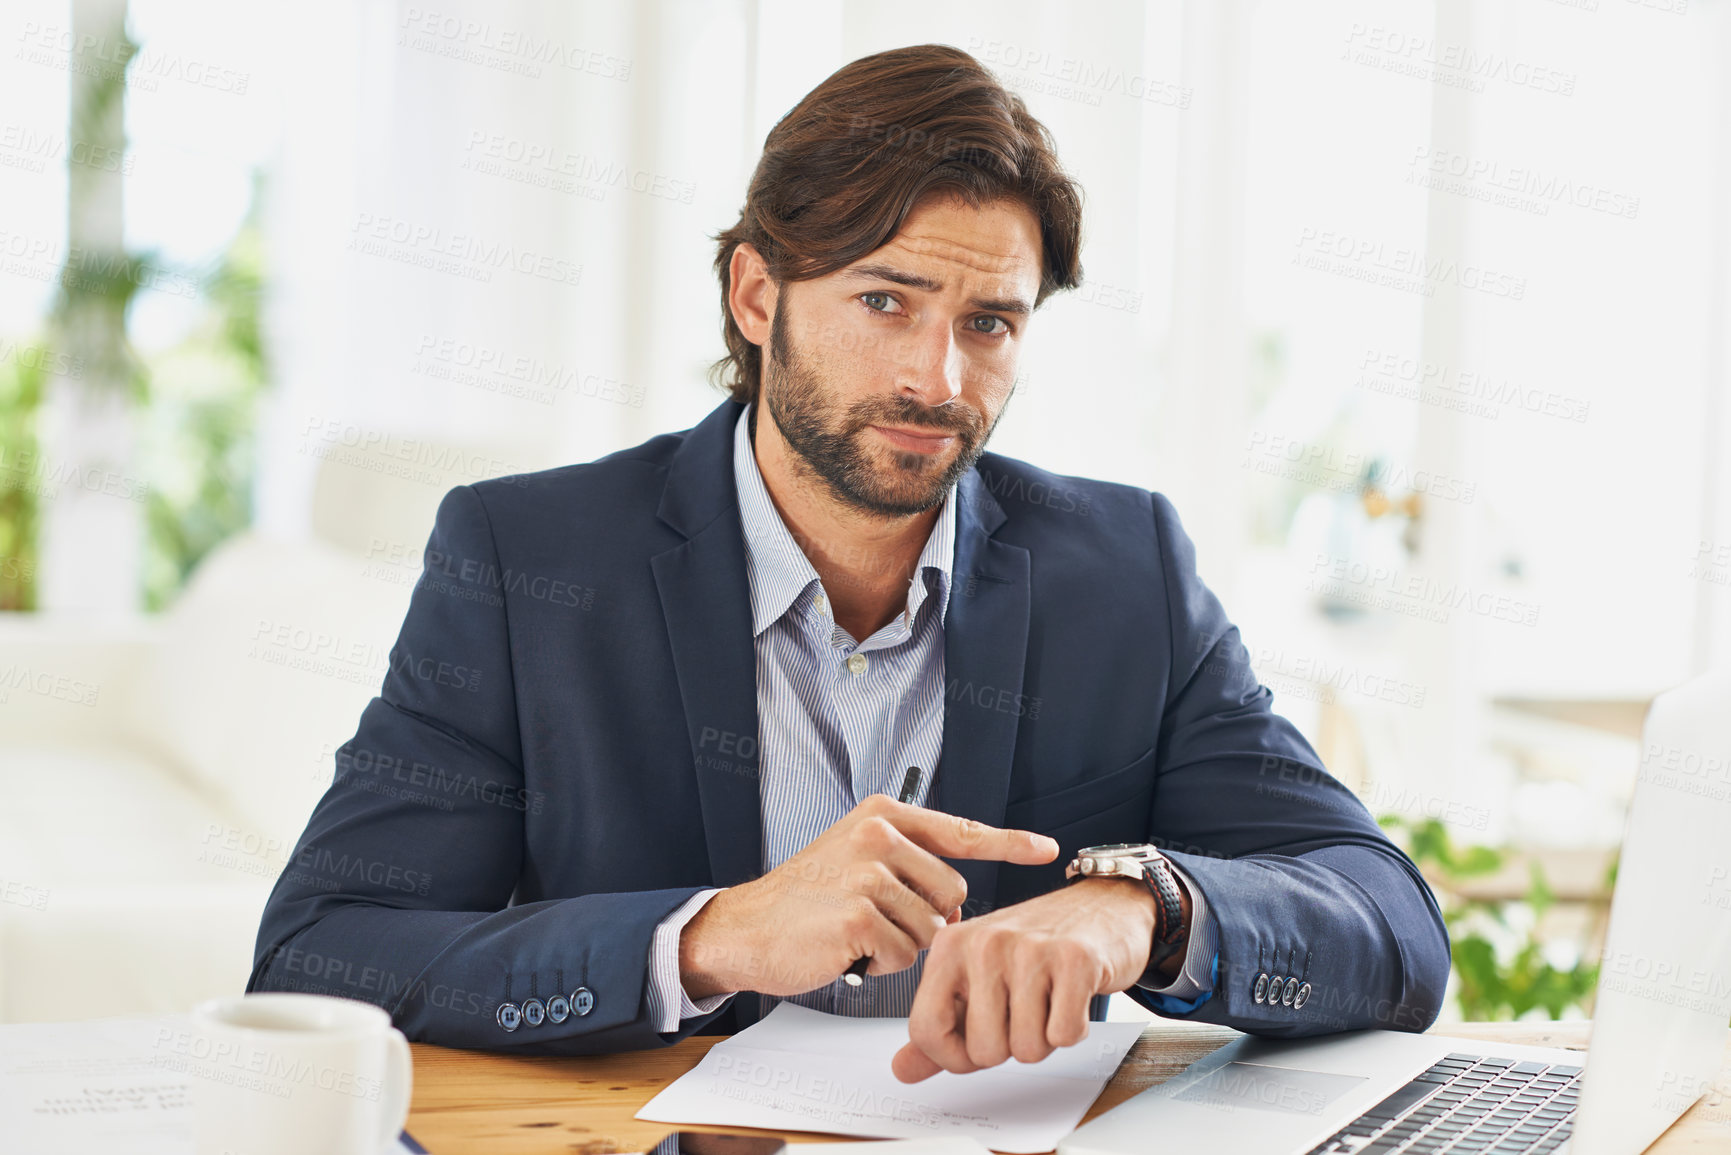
top-left (0, 428), bottom-right (562, 1022)
top-left (0, 534), bottom-right (415, 1022)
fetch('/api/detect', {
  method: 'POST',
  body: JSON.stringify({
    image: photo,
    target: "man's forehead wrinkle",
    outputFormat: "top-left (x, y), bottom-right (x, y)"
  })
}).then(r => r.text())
top-left (884, 230), bottom-right (1034, 279)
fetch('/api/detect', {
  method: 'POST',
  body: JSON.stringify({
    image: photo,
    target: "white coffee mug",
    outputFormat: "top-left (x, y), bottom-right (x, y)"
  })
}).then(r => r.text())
top-left (187, 993), bottom-right (412, 1155)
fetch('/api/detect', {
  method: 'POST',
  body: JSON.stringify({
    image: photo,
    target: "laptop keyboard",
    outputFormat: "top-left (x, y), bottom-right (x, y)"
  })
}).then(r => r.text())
top-left (1304, 1052), bottom-right (1582, 1154)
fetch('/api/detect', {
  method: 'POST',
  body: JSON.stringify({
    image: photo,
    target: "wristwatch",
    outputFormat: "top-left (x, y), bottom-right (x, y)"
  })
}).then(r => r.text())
top-left (1065, 842), bottom-right (1189, 975)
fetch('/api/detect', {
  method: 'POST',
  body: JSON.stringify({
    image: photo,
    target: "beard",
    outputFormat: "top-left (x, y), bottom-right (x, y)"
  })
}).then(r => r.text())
top-left (759, 299), bottom-right (998, 517)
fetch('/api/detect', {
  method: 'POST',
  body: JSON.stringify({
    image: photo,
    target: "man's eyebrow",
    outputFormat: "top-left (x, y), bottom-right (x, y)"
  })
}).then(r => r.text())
top-left (840, 262), bottom-right (1032, 316)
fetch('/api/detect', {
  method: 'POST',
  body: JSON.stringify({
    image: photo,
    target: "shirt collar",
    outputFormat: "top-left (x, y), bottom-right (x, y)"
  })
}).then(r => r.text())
top-left (733, 402), bottom-right (956, 638)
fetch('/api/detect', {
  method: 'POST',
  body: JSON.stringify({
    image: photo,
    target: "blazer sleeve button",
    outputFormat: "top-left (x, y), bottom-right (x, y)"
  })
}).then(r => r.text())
top-left (496, 1002), bottom-right (522, 1032)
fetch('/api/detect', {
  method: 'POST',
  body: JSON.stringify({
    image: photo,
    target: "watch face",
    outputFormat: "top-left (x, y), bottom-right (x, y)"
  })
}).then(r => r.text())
top-left (1081, 842), bottom-right (1157, 858)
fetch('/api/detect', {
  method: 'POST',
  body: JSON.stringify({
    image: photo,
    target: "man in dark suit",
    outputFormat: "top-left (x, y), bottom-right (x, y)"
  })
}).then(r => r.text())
top-left (251, 44), bottom-right (1448, 1081)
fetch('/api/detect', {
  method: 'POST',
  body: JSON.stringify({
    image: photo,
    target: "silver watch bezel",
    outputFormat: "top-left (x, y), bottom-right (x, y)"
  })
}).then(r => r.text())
top-left (1064, 841), bottom-right (1165, 880)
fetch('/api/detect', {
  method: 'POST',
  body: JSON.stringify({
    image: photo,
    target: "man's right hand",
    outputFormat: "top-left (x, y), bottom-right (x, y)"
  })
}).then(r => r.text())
top-left (678, 793), bottom-right (1060, 1000)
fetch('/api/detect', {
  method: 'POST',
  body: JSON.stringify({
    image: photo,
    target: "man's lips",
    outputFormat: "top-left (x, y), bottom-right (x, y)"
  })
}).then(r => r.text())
top-left (871, 424), bottom-right (958, 453)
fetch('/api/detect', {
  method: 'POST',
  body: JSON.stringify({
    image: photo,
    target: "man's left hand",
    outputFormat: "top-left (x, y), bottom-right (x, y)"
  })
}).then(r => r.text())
top-left (891, 875), bottom-right (1189, 1082)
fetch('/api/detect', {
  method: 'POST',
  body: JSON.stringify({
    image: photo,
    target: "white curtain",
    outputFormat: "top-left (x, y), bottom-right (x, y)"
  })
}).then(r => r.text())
top-left (242, 0), bottom-right (1731, 843)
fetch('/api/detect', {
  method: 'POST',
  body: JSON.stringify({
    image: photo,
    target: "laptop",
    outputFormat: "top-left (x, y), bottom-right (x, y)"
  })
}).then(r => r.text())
top-left (1059, 667), bottom-right (1731, 1155)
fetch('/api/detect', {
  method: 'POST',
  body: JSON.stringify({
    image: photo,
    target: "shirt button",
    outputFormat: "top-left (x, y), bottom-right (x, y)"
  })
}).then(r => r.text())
top-left (814, 593), bottom-right (828, 612)
top-left (847, 653), bottom-right (868, 675)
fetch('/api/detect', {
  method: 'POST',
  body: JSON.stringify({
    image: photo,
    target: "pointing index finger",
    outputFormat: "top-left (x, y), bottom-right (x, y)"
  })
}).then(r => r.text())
top-left (890, 804), bottom-right (1059, 864)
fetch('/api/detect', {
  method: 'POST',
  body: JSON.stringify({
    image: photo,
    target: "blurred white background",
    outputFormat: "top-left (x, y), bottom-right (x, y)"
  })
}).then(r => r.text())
top-left (1, 0), bottom-right (1727, 1023)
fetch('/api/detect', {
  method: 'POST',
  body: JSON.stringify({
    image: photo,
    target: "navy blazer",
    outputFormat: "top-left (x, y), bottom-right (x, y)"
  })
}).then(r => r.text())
top-left (250, 397), bottom-right (1450, 1053)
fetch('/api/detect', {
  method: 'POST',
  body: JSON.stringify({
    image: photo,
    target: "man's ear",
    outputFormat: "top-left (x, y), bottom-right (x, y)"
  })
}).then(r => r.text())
top-left (728, 243), bottom-right (778, 348)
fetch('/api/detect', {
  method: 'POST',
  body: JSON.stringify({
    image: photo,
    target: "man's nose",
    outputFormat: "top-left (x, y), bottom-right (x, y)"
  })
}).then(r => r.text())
top-left (895, 322), bottom-right (964, 407)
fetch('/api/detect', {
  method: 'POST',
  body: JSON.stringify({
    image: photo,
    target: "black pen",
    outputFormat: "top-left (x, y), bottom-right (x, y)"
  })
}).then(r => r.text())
top-left (841, 765), bottom-right (923, 987)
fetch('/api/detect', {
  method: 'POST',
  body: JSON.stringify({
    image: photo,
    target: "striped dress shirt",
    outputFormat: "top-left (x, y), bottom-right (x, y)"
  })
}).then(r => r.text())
top-left (644, 403), bottom-right (1215, 1032)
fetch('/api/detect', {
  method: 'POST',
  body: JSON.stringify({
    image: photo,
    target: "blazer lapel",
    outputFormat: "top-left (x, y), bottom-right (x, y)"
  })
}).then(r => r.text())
top-left (650, 407), bottom-right (1032, 1004)
top-left (650, 400), bottom-right (763, 891)
top-left (933, 467), bottom-right (1032, 917)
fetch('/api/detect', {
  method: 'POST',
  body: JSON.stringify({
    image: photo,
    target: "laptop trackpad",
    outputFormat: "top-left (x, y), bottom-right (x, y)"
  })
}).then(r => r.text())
top-left (1173, 1062), bottom-right (1369, 1117)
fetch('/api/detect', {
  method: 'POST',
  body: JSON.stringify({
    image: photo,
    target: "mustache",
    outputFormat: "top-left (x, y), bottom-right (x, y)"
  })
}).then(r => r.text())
top-left (849, 399), bottom-right (979, 436)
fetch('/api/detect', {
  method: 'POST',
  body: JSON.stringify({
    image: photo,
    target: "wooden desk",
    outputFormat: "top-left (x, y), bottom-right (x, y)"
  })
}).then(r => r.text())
top-left (407, 1020), bottom-right (1731, 1154)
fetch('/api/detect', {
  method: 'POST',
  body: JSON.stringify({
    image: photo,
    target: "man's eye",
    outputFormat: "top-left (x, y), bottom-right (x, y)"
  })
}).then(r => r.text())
top-left (861, 292), bottom-right (895, 312)
top-left (972, 316), bottom-right (1009, 335)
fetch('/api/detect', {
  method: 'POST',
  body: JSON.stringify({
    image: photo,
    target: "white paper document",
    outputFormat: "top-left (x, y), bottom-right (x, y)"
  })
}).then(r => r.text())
top-left (0, 1016), bottom-right (423, 1154)
top-left (802, 1140), bottom-right (998, 1155)
top-left (635, 1003), bottom-right (1144, 1153)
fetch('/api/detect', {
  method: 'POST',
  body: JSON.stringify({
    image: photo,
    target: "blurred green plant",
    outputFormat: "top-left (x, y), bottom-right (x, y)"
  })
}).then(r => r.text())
top-left (1380, 814), bottom-right (1605, 1021)
top-left (0, 192), bottom-right (268, 613)
top-left (139, 178), bottom-right (269, 610)
top-left (0, 342), bottom-right (46, 610)
top-left (0, 12), bottom-right (266, 613)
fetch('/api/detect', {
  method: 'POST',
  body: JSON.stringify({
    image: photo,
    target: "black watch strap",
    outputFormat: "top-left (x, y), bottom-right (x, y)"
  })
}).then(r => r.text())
top-left (1140, 855), bottom-right (1188, 974)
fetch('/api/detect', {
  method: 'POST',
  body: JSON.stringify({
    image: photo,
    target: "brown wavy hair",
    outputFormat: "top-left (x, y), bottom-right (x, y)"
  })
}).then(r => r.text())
top-left (710, 43), bottom-right (1085, 404)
